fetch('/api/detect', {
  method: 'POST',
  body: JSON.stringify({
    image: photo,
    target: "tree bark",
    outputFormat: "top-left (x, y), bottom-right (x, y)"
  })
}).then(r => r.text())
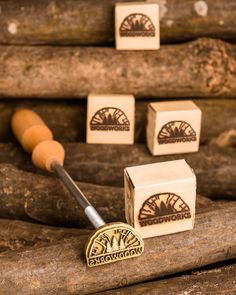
top-left (62, 145), bottom-right (236, 198)
top-left (0, 98), bottom-right (235, 144)
top-left (0, 219), bottom-right (90, 253)
top-left (0, 203), bottom-right (235, 294)
top-left (97, 263), bottom-right (236, 295)
top-left (0, 143), bottom-right (233, 198)
top-left (210, 128), bottom-right (236, 148)
top-left (0, 164), bottom-right (125, 226)
top-left (0, 163), bottom-right (218, 227)
top-left (0, 0), bottom-right (236, 45)
top-left (0, 194), bottom-right (214, 251)
top-left (1, 38), bottom-right (236, 98)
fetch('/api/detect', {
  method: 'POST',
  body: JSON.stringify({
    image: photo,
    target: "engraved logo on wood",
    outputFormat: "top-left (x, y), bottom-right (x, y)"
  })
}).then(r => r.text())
top-left (120, 13), bottom-right (155, 37)
top-left (86, 223), bottom-right (144, 267)
top-left (138, 193), bottom-right (191, 227)
top-left (158, 121), bottom-right (197, 144)
top-left (90, 107), bottom-right (130, 131)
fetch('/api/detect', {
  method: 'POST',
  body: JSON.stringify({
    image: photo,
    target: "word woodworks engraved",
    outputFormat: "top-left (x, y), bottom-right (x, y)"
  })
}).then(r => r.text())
top-left (90, 107), bottom-right (130, 131)
top-left (120, 13), bottom-right (155, 37)
top-left (139, 193), bottom-right (191, 227)
top-left (158, 121), bottom-right (197, 144)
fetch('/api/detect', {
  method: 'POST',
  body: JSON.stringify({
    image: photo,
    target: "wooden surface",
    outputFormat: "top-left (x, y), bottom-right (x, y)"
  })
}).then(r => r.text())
top-left (0, 143), bottom-right (235, 198)
top-left (0, 0), bottom-right (235, 292)
top-left (0, 144), bottom-right (235, 198)
top-left (1, 38), bottom-right (236, 98)
top-left (125, 160), bottom-right (196, 238)
top-left (86, 94), bottom-right (135, 144)
top-left (11, 109), bottom-right (53, 152)
top-left (115, 3), bottom-right (160, 50)
top-left (0, 164), bottom-right (125, 226)
top-left (98, 263), bottom-right (236, 295)
top-left (0, 164), bottom-right (214, 227)
top-left (0, 202), bottom-right (235, 294)
top-left (0, 219), bottom-right (90, 253)
top-left (0, 99), bottom-right (235, 144)
top-left (147, 101), bottom-right (201, 155)
top-left (0, 0), bottom-right (235, 45)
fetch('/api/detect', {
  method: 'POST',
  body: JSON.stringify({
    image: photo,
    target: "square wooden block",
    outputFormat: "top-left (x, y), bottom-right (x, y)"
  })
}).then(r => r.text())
top-left (146, 100), bottom-right (202, 156)
top-left (124, 159), bottom-right (196, 239)
top-left (86, 94), bottom-right (135, 144)
top-left (115, 2), bottom-right (160, 50)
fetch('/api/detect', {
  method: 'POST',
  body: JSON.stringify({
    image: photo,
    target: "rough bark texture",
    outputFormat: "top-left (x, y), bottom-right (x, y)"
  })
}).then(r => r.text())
top-left (62, 145), bottom-right (236, 198)
top-left (0, 98), bottom-right (235, 144)
top-left (0, 164), bottom-right (125, 227)
top-left (0, 143), bottom-right (233, 198)
top-left (0, 164), bottom-right (216, 227)
top-left (210, 128), bottom-right (236, 148)
top-left (1, 38), bottom-right (236, 98)
top-left (0, 203), bottom-right (235, 294)
top-left (0, 219), bottom-right (90, 253)
top-left (0, 0), bottom-right (236, 45)
top-left (98, 263), bottom-right (236, 295)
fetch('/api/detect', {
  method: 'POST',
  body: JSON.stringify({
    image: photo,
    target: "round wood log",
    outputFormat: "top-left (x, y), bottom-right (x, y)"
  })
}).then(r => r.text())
top-left (1, 38), bottom-right (236, 98)
top-left (0, 0), bottom-right (236, 45)
top-left (0, 164), bottom-right (124, 227)
top-left (62, 144), bottom-right (236, 199)
top-left (0, 219), bottom-right (90, 253)
top-left (210, 128), bottom-right (236, 148)
top-left (0, 203), bottom-right (235, 294)
top-left (0, 99), bottom-right (235, 144)
top-left (0, 143), bottom-right (235, 198)
top-left (98, 263), bottom-right (236, 295)
top-left (0, 163), bottom-right (215, 227)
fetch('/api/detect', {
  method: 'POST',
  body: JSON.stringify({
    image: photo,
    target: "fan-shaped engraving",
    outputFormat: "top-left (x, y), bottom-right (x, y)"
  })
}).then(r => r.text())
top-left (120, 13), bottom-right (155, 37)
top-left (139, 193), bottom-right (191, 227)
top-left (90, 107), bottom-right (130, 131)
top-left (86, 222), bottom-right (144, 267)
top-left (158, 121), bottom-right (197, 144)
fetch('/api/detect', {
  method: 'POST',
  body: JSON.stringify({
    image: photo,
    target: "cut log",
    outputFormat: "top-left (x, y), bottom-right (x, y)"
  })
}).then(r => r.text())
top-left (210, 128), bottom-right (236, 148)
top-left (0, 164), bottom-right (216, 227)
top-left (0, 219), bottom-right (89, 253)
top-left (1, 38), bottom-right (236, 98)
top-left (0, 164), bottom-right (124, 226)
top-left (98, 263), bottom-right (236, 295)
top-left (0, 143), bottom-right (233, 197)
top-left (0, 99), bottom-right (235, 144)
top-left (0, 0), bottom-right (236, 45)
top-left (62, 145), bottom-right (236, 199)
top-left (0, 203), bottom-right (235, 294)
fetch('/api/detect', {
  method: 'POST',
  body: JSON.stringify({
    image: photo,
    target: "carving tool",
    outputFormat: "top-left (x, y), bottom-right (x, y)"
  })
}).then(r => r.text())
top-left (11, 109), bottom-right (144, 267)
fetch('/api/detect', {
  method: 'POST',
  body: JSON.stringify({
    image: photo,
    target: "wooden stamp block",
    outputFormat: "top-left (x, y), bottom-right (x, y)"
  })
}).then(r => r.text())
top-left (115, 2), bottom-right (160, 50)
top-left (124, 159), bottom-right (196, 239)
top-left (86, 94), bottom-right (135, 144)
top-left (146, 100), bottom-right (202, 156)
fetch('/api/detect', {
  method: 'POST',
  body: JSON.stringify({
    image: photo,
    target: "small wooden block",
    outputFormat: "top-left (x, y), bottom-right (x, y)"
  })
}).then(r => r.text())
top-left (146, 100), bottom-right (202, 156)
top-left (115, 2), bottom-right (160, 50)
top-left (124, 159), bottom-right (196, 239)
top-left (86, 94), bottom-right (135, 144)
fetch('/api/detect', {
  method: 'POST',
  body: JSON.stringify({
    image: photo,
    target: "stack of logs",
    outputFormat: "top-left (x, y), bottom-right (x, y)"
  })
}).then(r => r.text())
top-left (0, 0), bottom-right (235, 294)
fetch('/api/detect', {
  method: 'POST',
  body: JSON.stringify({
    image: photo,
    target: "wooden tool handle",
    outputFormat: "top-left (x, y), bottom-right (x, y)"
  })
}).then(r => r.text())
top-left (11, 109), bottom-right (53, 152)
top-left (12, 109), bottom-right (65, 171)
top-left (32, 140), bottom-right (65, 171)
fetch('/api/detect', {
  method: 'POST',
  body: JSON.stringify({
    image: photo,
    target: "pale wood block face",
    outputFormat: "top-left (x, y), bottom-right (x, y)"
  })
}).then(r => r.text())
top-left (147, 101), bottom-right (202, 155)
top-left (86, 94), bottom-right (135, 144)
top-left (124, 160), bottom-right (196, 239)
top-left (115, 3), bottom-right (160, 50)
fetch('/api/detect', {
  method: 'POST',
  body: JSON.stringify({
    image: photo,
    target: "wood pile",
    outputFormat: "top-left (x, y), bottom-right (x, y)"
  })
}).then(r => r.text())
top-left (0, 0), bottom-right (235, 294)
